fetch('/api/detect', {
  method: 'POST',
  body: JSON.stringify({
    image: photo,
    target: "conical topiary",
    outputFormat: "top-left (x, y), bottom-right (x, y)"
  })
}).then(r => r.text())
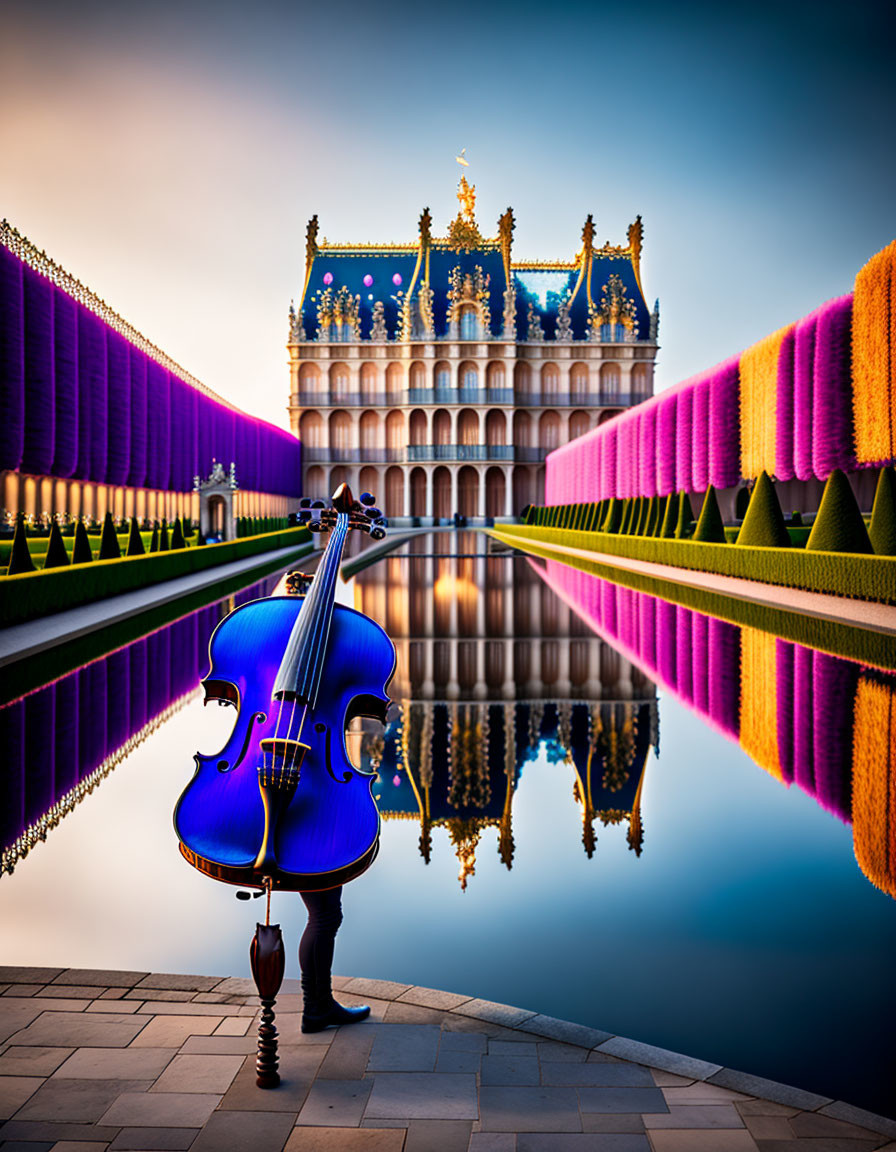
top-left (806, 469), bottom-right (873, 554)
top-left (43, 520), bottom-right (70, 568)
top-left (196, 528), bottom-right (207, 546)
top-left (693, 486), bottom-right (728, 544)
top-left (171, 517), bottom-right (186, 549)
top-left (674, 491), bottom-right (695, 539)
top-left (652, 495), bottom-right (668, 536)
top-left (602, 498), bottom-right (622, 533)
top-left (868, 466), bottom-right (896, 556)
top-left (126, 517), bottom-right (145, 556)
top-left (183, 517), bottom-right (194, 538)
top-left (159, 518), bottom-right (170, 552)
top-left (72, 519), bottom-right (93, 564)
top-left (98, 511), bottom-right (121, 560)
top-left (149, 524), bottom-right (160, 552)
top-left (737, 471), bottom-right (790, 548)
top-left (7, 514), bottom-right (35, 574)
top-left (659, 492), bottom-right (678, 538)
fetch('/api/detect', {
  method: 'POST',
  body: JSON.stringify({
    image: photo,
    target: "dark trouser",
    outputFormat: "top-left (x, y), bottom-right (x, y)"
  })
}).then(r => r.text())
top-left (298, 886), bottom-right (343, 1013)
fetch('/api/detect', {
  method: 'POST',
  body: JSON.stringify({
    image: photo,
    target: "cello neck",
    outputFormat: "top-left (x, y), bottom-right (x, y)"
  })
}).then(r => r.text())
top-left (272, 511), bottom-right (349, 707)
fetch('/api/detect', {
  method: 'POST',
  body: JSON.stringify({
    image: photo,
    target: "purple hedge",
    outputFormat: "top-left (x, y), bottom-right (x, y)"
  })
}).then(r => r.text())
top-left (793, 311), bottom-right (817, 482)
top-left (812, 294), bottom-right (855, 479)
top-left (774, 327), bottom-right (796, 481)
top-left (127, 348), bottom-right (148, 489)
top-left (0, 245), bottom-right (25, 473)
top-left (22, 264), bottom-right (55, 476)
top-left (106, 330), bottom-right (131, 486)
top-left (52, 288), bottom-right (78, 478)
top-left (692, 378), bottom-right (711, 493)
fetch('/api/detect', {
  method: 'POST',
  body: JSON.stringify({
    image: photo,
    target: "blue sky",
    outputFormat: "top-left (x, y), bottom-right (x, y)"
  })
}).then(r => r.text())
top-left (2, 0), bottom-right (893, 426)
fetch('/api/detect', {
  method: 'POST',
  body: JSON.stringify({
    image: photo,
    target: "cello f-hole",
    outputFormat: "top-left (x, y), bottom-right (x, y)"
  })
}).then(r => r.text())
top-left (217, 710), bottom-right (266, 774)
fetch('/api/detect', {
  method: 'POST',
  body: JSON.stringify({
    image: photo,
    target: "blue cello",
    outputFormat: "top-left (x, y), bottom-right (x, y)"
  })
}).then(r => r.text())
top-left (174, 485), bottom-right (394, 892)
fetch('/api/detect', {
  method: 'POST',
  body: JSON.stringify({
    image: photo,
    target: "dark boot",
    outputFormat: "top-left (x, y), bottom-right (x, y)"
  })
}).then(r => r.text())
top-left (301, 977), bottom-right (370, 1033)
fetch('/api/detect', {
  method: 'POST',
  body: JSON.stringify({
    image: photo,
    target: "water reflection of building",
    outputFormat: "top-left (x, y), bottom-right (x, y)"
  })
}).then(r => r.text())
top-left (0, 576), bottom-right (279, 875)
top-left (349, 540), bottom-right (658, 887)
top-left (540, 557), bottom-right (896, 902)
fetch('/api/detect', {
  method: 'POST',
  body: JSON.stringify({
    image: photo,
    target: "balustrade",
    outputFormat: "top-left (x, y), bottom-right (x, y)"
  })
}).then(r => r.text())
top-left (293, 388), bottom-right (641, 409)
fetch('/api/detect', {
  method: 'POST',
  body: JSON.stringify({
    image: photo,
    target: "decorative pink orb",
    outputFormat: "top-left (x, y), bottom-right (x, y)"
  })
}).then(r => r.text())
top-left (392, 774), bottom-right (401, 787)
top-left (392, 273), bottom-right (402, 286)
top-left (363, 274), bottom-right (373, 287)
top-left (323, 272), bottom-right (333, 285)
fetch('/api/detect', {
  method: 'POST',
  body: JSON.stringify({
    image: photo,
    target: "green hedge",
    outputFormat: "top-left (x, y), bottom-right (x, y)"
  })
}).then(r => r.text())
top-left (487, 528), bottom-right (895, 672)
top-left (0, 527), bottom-right (313, 629)
top-left (494, 522), bottom-right (896, 606)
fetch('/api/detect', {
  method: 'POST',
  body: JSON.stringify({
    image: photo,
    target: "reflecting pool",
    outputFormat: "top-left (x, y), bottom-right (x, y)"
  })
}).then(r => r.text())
top-left (1, 532), bottom-right (894, 1119)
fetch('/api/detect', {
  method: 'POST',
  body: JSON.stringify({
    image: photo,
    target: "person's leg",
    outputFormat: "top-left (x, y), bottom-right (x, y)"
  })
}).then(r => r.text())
top-left (299, 886), bottom-right (369, 1032)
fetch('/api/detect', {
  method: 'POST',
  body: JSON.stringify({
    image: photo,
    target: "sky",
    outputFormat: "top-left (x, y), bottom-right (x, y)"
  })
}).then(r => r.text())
top-left (1, 0), bottom-right (894, 429)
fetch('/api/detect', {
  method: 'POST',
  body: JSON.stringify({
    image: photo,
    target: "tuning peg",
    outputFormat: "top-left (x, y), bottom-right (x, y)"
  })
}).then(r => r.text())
top-left (362, 506), bottom-right (380, 520)
top-left (374, 516), bottom-right (388, 527)
top-left (311, 499), bottom-right (326, 509)
top-left (299, 497), bottom-right (312, 508)
top-left (370, 526), bottom-right (386, 540)
top-left (360, 492), bottom-right (376, 506)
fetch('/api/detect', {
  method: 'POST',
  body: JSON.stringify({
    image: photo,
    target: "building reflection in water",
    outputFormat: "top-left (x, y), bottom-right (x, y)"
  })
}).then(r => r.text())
top-left (0, 575), bottom-right (281, 875)
top-left (538, 556), bottom-right (896, 902)
top-left (348, 534), bottom-right (658, 888)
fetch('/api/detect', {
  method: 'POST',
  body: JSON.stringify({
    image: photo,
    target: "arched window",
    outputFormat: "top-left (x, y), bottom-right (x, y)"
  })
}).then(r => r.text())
top-left (341, 322), bottom-right (353, 342)
top-left (459, 362), bottom-right (478, 392)
top-left (434, 361), bottom-right (451, 390)
top-left (600, 363), bottom-right (620, 398)
top-left (460, 306), bottom-right (477, 340)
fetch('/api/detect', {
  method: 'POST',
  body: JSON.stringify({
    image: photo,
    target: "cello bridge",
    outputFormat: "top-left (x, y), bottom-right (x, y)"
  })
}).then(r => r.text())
top-left (258, 738), bottom-right (309, 786)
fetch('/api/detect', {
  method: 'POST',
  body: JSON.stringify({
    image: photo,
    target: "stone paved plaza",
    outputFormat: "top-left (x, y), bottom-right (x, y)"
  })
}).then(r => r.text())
top-left (1, 967), bottom-right (894, 1151)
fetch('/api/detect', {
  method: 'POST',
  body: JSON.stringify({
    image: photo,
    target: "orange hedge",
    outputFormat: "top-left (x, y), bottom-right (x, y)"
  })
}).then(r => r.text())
top-left (852, 239), bottom-right (896, 466)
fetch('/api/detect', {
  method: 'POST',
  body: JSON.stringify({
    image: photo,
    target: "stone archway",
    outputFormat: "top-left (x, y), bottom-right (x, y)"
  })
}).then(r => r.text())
top-left (196, 461), bottom-right (237, 542)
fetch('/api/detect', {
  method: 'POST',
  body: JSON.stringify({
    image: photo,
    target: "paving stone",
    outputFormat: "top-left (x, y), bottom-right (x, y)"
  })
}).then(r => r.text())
top-left (468, 1136), bottom-right (516, 1152)
top-left (434, 1049), bottom-right (482, 1074)
top-left (367, 1025), bottom-right (440, 1072)
top-left (480, 1054), bottom-right (541, 1086)
top-left (127, 1016), bottom-right (221, 1047)
top-left (382, 1002), bottom-right (450, 1026)
top-left (742, 1114), bottom-right (794, 1139)
top-left (341, 978), bottom-right (412, 1002)
top-left (207, 978), bottom-right (255, 997)
top-left (749, 1142), bottom-right (880, 1151)
top-left (488, 1041), bottom-right (538, 1058)
top-left (317, 1024), bottom-right (376, 1080)
top-left (125, 989), bottom-right (195, 1002)
top-left (187, 1108), bottom-right (296, 1152)
top-left (0, 1075), bottom-right (44, 1119)
top-left (518, 1137), bottom-right (650, 1151)
top-left (47, 1143), bottom-right (113, 1151)
top-left (523, 1016), bottom-right (615, 1050)
top-left (576, 1086), bottom-right (668, 1114)
top-left (134, 975), bottom-right (222, 994)
top-left (644, 1104), bottom-right (745, 1128)
top-left (542, 1063), bottom-right (655, 1087)
top-left (295, 1077), bottom-right (373, 1126)
top-left (109, 1127), bottom-right (200, 1149)
top-left (585, 1053), bottom-right (624, 1064)
top-left (404, 1118), bottom-right (473, 1152)
top-left (439, 1032), bottom-right (488, 1054)
top-left (217, 1047), bottom-right (324, 1112)
top-left (0, 968), bottom-right (65, 985)
top-left (98, 1091), bottom-right (222, 1128)
top-left (52, 971), bottom-right (148, 989)
top-left (818, 1101), bottom-right (896, 1140)
top-left (581, 1115), bottom-right (646, 1133)
top-left (2, 983), bottom-right (44, 997)
top-left (135, 1002), bottom-right (229, 1017)
top-left (479, 1085), bottom-right (581, 1132)
top-left (707, 1068), bottom-right (832, 1111)
top-left (0, 1121), bottom-right (120, 1144)
top-left (0, 1004), bottom-right (61, 1044)
top-left (179, 1035), bottom-right (257, 1056)
top-left (662, 1084), bottom-right (750, 1104)
top-left (536, 1042), bottom-right (588, 1064)
top-left (191, 993), bottom-right (232, 1004)
top-left (31, 985), bottom-right (104, 1000)
top-left (736, 1102), bottom-right (799, 1117)
top-left (96, 990), bottom-right (130, 1001)
top-left (0, 1046), bottom-right (74, 1076)
top-left (364, 1073), bottom-right (478, 1121)
top-left (451, 1000), bottom-right (537, 1029)
top-left (86, 1001), bottom-right (143, 1015)
top-left (286, 1128), bottom-right (406, 1150)
top-left (647, 1132), bottom-right (759, 1151)
top-left (5, 996), bottom-right (94, 1015)
top-left (149, 1053), bottom-right (243, 1094)
top-left (13, 1077), bottom-right (152, 1122)
top-left (53, 1047), bottom-right (175, 1080)
top-left (596, 1038), bottom-right (721, 1081)
top-left (650, 1071), bottom-right (693, 1087)
top-left (0, 1140), bottom-right (54, 1152)
top-left (8, 1012), bottom-right (149, 1049)
top-left (396, 987), bottom-right (472, 1011)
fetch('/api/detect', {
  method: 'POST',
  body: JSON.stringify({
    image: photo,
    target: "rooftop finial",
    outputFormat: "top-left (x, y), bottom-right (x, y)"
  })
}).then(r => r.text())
top-left (457, 175), bottom-right (476, 222)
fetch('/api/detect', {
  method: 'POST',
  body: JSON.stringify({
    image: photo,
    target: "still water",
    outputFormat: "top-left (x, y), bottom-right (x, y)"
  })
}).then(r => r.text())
top-left (1, 532), bottom-right (894, 1118)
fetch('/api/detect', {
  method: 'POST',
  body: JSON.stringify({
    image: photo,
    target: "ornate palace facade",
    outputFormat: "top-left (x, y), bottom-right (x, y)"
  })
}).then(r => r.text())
top-left (287, 180), bottom-right (659, 520)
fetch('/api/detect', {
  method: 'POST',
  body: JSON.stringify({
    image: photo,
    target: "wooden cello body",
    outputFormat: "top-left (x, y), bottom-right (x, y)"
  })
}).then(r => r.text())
top-left (174, 487), bottom-right (393, 891)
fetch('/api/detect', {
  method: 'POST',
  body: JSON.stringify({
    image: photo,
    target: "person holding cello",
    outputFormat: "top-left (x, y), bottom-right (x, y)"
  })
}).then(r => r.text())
top-left (175, 487), bottom-right (393, 1045)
